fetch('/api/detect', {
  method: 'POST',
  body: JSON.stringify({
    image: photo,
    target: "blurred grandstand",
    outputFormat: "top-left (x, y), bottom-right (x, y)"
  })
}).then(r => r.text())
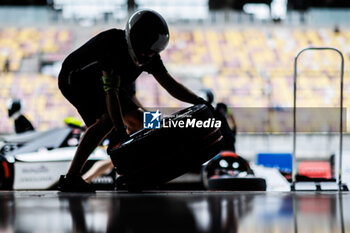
top-left (1, 0), bottom-right (350, 159)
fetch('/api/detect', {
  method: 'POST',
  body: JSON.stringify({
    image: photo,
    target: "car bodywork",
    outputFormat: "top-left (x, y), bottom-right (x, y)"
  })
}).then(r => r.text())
top-left (0, 126), bottom-right (114, 190)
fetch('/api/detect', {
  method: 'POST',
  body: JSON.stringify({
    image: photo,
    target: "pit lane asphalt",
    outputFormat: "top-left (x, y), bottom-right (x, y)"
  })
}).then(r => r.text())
top-left (0, 190), bottom-right (349, 233)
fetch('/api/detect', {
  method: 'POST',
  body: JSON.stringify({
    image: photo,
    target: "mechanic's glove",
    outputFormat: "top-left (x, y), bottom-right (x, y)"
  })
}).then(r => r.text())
top-left (195, 96), bottom-right (207, 105)
top-left (107, 129), bottom-right (130, 154)
top-left (102, 75), bottom-right (120, 92)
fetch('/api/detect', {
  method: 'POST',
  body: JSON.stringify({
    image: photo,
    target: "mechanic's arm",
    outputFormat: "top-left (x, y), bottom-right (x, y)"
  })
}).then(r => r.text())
top-left (102, 71), bottom-right (126, 132)
top-left (131, 94), bottom-right (147, 111)
top-left (153, 72), bottom-right (205, 105)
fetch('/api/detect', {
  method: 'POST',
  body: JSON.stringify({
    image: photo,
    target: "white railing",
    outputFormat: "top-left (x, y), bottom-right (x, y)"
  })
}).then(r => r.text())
top-left (135, 0), bottom-right (209, 21)
top-left (53, 0), bottom-right (128, 21)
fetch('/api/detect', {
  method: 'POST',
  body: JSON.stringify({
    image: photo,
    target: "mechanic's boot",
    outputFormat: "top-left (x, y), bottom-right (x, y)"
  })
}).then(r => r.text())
top-left (58, 174), bottom-right (95, 192)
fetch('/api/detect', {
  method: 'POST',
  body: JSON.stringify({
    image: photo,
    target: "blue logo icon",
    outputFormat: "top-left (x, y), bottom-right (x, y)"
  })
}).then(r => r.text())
top-left (143, 110), bottom-right (161, 129)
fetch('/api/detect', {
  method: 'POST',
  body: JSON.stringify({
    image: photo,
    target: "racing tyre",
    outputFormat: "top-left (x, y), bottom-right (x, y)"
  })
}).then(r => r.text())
top-left (110, 104), bottom-right (224, 191)
top-left (207, 177), bottom-right (267, 191)
top-left (0, 158), bottom-right (14, 190)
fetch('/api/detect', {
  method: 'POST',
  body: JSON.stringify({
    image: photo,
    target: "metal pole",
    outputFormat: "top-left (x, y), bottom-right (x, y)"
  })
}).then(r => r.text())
top-left (339, 192), bottom-right (345, 233)
top-left (292, 47), bottom-right (344, 191)
top-left (293, 193), bottom-right (298, 233)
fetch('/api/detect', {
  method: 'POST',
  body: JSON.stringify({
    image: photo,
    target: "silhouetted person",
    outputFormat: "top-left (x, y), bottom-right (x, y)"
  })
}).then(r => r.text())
top-left (215, 102), bottom-right (237, 152)
top-left (7, 99), bottom-right (35, 134)
top-left (57, 10), bottom-right (208, 192)
top-left (3, 58), bottom-right (10, 73)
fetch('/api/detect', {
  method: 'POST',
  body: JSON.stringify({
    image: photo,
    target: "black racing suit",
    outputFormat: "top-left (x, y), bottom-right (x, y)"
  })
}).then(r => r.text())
top-left (58, 29), bottom-right (167, 126)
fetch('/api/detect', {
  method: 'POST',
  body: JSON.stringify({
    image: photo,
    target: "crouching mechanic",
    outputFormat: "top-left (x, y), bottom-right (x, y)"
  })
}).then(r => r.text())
top-left (57, 10), bottom-right (208, 192)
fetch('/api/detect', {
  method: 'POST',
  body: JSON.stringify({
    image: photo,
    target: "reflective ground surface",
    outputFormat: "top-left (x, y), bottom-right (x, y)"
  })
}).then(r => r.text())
top-left (0, 191), bottom-right (349, 233)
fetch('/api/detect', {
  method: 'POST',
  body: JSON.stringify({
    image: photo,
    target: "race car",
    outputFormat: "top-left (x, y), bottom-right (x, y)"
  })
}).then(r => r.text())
top-left (0, 104), bottom-right (229, 191)
top-left (201, 151), bottom-right (267, 191)
top-left (0, 122), bottom-right (115, 190)
top-left (110, 104), bottom-right (224, 191)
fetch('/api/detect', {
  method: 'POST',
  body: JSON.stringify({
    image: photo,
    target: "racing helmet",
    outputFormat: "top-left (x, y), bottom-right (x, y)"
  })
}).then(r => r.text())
top-left (6, 99), bottom-right (22, 118)
top-left (201, 151), bottom-right (254, 188)
top-left (125, 9), bottom-right (169, 66)
top-left (215, 102), bottom-right (228, 115)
